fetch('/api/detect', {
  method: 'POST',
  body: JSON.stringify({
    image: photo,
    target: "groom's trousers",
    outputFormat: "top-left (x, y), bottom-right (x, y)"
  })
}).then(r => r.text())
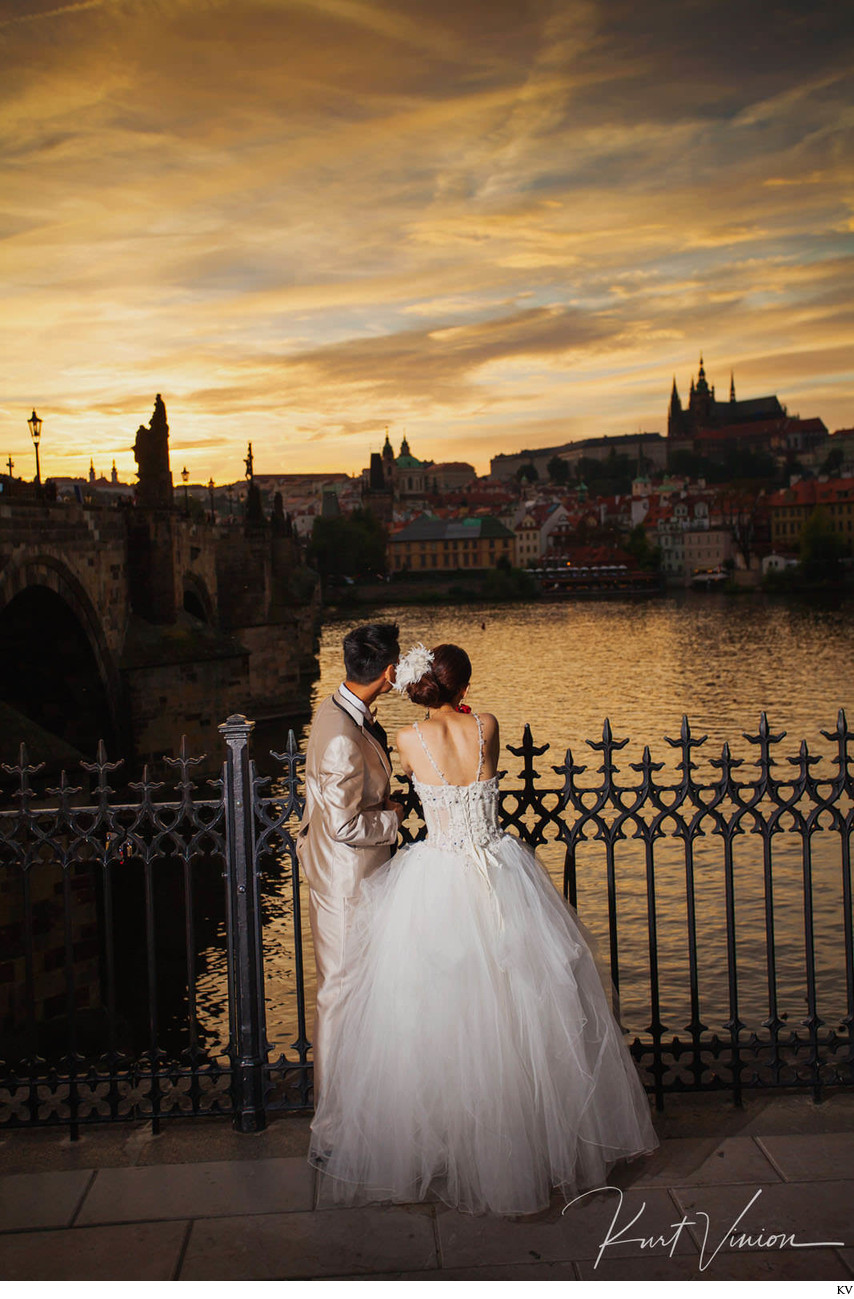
top-left (308, 887), bottom-right (357, 1118)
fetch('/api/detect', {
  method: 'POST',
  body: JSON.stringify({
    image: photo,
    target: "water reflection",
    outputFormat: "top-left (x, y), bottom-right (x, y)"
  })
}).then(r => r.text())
top-left (200, 593), bottom-right (854, 1064)
top-left (306, 594), bottom-right (853, 770)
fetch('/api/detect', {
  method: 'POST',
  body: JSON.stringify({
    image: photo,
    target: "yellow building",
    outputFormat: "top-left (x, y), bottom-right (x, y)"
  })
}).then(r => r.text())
top-left (767, 477), bottom-right (854, 550)
top-left (388, 516), bottom-right (515, 573)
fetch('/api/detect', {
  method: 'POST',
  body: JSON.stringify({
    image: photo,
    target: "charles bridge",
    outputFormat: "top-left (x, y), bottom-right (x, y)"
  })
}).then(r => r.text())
top-left (0, 399), bottom-right (320, 772)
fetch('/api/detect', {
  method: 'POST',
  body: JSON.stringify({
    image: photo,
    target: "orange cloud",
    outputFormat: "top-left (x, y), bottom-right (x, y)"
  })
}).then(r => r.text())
top-left (1, 0), bottom-right (852, 480)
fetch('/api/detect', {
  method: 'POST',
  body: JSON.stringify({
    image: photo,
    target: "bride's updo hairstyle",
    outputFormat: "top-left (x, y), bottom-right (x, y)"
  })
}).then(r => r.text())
top-left (407, 643), bottom-right (471, 708)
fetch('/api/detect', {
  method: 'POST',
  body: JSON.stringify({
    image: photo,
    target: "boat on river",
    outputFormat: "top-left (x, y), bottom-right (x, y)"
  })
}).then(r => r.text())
top-left (532, 564), bottom-right (665, 598)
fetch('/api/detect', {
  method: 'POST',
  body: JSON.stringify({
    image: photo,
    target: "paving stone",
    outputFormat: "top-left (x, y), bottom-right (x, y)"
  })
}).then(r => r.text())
top-left (651, 1093), bottom-right (854, 1141)
top-left (576, 1255), bottom-right (717, 1281)
top-left (0, 1115), bottom-right (312, 1175)
top-left (619, 1137), bottom-right (780, 1188)
top-left (698, 1249), bottom-right (854, 1281)
top-left (670, 1180), bottom-right (853, 1265)
top-left (331, 1262), bottom-right (581, 1280)
top-left (0, 1168), bottom-right (93, 1231)
top-left (436, 1187), bottom-right (696, 1268)
top-left (576, 1248), bottom-right (852, 1281)
top-left (179, 1205), bottom-right (438, 1279)
top-left (0, 1220), bottom-right (188, 1280)
top-left (76, 1156), bottom-right (313, 1224)
top-left (733, 1094), bottom-right (854, 1138)
top-left (135, 1115), bottom-right (313, 1165)
top-left (0, 1127), bottom-right (138, 1175)
top-left (757, 1132), bottom-right (854, 1182)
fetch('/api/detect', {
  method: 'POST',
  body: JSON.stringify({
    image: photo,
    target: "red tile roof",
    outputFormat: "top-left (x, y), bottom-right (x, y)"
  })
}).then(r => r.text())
top-left (766, 476), bottom-right (854, 507)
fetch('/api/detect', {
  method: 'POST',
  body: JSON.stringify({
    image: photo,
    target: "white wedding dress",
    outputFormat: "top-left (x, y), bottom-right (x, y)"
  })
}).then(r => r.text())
top-left (308, 714), bottom-right (658, 1215)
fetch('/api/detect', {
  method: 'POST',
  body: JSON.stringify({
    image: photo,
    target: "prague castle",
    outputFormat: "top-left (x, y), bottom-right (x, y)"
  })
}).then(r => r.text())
top-left (490, 357), bottom-right (828, 480)
top-left (668, 357), bottom-right (827, 462)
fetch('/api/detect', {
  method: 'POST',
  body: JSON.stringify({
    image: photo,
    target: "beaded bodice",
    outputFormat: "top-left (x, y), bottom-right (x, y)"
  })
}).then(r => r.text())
top-left (411, 715), bottom-right (503, 856)
top-left (412, 774), bottom-right (502, 854)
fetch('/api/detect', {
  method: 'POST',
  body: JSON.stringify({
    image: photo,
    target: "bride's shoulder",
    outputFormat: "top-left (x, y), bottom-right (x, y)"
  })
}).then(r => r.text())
top-left (475, 712), bottom-right (500, 756)
top-left (395, 721), bottom-right (418, 749)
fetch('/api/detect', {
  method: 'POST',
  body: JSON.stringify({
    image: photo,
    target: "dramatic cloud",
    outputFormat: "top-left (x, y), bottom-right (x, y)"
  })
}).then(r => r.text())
top-left (1, 0), bottom-right (852, 480)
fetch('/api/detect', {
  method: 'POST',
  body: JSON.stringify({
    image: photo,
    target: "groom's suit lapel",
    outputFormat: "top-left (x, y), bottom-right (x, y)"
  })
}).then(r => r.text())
top-left (332, 689), bottom-right (392, 777)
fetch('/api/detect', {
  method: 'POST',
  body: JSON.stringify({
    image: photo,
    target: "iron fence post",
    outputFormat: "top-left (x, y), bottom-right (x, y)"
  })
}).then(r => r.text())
top-left (220, 713), bottom-right (268, 1131)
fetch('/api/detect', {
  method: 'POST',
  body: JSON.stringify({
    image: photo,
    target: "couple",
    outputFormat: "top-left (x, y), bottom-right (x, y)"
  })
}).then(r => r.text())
top-left (297, 622), bottom-right (657, 1216)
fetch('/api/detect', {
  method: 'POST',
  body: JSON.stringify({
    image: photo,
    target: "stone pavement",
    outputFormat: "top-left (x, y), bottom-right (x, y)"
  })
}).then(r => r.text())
top-left (1, 1093), bottom-right (854, 1281)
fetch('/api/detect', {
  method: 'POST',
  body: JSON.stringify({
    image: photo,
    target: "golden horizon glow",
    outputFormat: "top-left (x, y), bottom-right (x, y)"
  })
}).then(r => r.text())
top-left (1, 0), bottom-right (853, 483)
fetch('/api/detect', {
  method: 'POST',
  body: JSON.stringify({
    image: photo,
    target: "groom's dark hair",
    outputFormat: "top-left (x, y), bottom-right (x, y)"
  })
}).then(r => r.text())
top-left (343, 623), bottom-right (400, 684)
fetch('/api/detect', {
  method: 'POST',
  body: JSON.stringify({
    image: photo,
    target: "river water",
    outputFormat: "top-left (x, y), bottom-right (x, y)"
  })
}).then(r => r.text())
top-left (196, 592), bottom-right (854, 1065)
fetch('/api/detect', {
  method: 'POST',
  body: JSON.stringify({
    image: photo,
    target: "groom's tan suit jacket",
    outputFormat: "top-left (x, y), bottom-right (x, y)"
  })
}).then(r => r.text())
top-left (297, 686), bottom-right (399, 897)
top-left (297, 686), bottom-right (399, 1110)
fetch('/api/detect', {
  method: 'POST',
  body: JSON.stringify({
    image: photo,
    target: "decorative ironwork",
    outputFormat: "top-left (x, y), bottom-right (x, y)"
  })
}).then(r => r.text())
top-left (512, 709), bottom-right (853, 1109)
top-left (1, 710), bottom-right (852, 1134)
top-left (0, 736), bottom-right (231, 1134)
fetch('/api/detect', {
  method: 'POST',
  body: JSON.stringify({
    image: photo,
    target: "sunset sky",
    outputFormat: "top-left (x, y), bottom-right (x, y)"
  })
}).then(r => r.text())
top-left (1, 0), bottom-right (852, 483)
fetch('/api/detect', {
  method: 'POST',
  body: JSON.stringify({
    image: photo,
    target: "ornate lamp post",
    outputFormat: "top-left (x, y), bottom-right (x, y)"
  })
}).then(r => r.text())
top-left (27, 410), bottom-right (42, 489)
top-left (181, 465), bottom-right (189, 515)
top-left (208, 477), bottom-right (216, 523)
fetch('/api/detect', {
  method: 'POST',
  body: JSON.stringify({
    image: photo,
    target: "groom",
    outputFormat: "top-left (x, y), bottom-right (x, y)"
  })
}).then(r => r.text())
top-left (297, 622), bottom-right (404, 1111)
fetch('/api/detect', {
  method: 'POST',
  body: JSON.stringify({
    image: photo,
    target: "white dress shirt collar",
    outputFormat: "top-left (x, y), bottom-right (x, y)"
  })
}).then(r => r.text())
top-left (339, 681), bottom-right (372, 724)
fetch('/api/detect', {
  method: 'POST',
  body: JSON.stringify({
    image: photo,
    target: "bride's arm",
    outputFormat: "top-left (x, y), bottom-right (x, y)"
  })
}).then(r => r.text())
top-left (481, 713), bottom-right (501, 776)
top-left (395, 726), bottom-right (415, 776)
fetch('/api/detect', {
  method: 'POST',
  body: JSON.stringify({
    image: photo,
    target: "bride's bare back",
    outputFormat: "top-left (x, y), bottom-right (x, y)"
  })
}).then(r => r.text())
top-left (396, 709), bottom-right (500, 787)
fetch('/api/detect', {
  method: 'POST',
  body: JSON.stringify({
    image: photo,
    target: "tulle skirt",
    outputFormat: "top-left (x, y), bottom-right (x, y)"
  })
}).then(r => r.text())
top-left (309, 833), bottom-right (658, 1215)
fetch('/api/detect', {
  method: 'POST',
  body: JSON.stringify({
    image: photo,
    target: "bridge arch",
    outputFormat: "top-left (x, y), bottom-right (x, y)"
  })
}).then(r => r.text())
top-left (181, 571), bottom-right (215, 624)
top-left (0, 554), bottom-right (122, 756)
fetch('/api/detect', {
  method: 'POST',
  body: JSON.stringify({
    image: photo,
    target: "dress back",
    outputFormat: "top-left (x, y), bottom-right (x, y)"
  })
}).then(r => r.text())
top-left (411, 714), bottom-right (502, 855)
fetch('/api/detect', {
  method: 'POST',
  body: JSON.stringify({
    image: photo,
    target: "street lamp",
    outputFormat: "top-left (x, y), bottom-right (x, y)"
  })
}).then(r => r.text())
top-left (208, 477), bottom-right (216, 523)
top-left (181, 465), bottom-right (189, 515)
top-left (27, 410), bottom-right (42, 489)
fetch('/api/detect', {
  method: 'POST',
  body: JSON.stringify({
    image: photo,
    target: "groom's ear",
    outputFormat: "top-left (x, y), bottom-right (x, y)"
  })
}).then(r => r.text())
top-left (380, 661), bottom-right (397, 689)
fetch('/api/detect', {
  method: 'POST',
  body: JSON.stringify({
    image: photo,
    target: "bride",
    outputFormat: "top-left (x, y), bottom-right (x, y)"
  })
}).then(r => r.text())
top-left (308, 642), bottom-right (658, 1215)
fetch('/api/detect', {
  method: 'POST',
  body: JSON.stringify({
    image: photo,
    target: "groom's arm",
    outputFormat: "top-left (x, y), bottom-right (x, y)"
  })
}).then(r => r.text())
top-left (319, 735), bottom-right (400, 847)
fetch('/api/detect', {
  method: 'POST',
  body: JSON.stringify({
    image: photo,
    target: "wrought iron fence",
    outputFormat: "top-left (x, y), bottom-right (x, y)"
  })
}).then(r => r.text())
top-left (1, 710), bottom-right (852, 1134)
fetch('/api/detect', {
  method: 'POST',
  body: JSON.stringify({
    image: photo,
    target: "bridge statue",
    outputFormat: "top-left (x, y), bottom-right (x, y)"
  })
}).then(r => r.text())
top-left (133, 394), bottom-right (173, 509)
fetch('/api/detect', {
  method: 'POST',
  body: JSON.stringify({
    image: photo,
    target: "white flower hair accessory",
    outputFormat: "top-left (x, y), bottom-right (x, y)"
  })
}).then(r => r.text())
top-left (393, 642), bottom-right (434, 693)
